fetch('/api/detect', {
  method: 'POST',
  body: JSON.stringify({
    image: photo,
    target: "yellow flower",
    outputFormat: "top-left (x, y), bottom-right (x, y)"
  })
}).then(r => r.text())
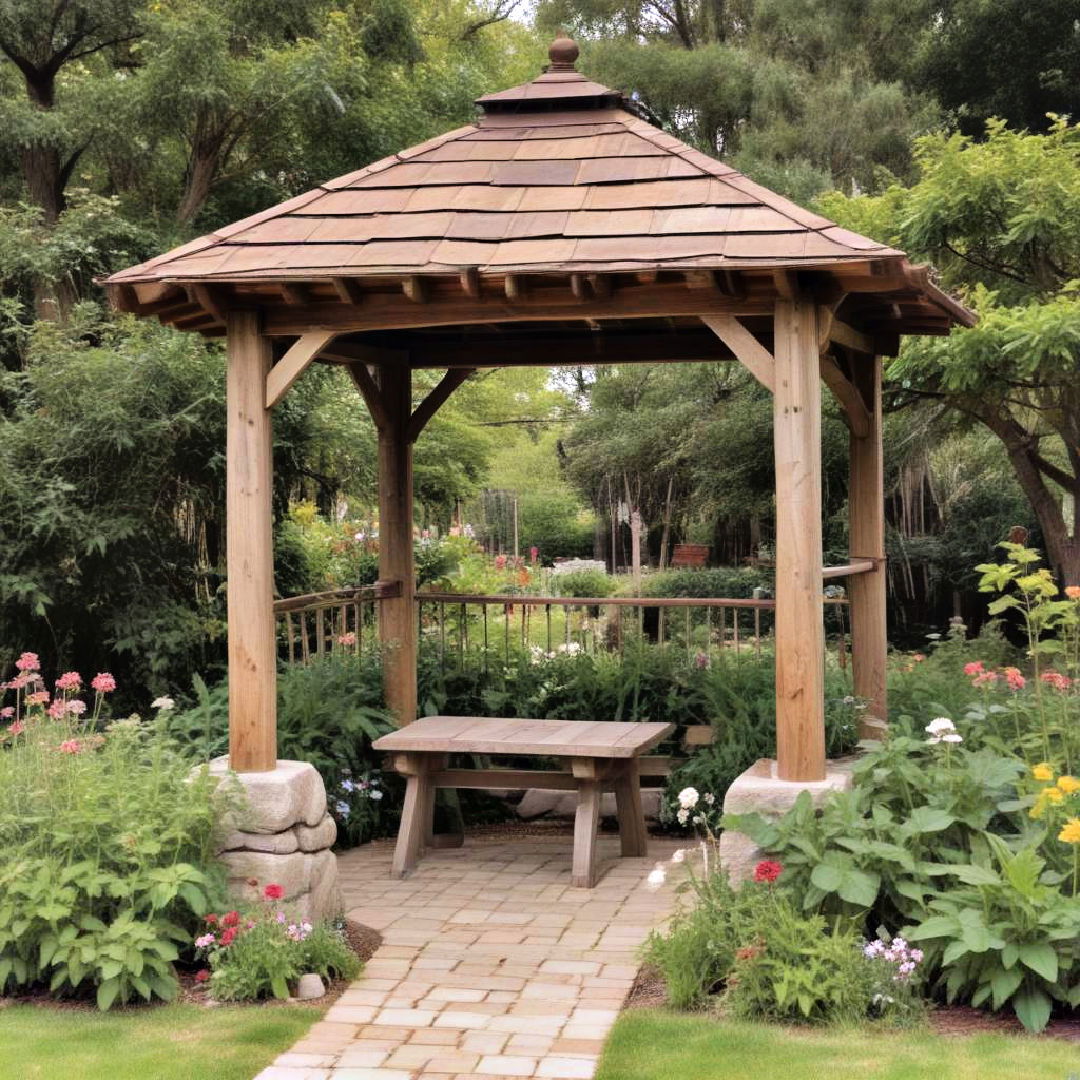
top-left (1058, 775), bottom-right (1080, 794)
top-left (1046, 787), bottom-right (1066, 805)
top-left (1058, 818), bottom-right (1080, 844)
top-left (1032, 763), bottom-right (1055, 782)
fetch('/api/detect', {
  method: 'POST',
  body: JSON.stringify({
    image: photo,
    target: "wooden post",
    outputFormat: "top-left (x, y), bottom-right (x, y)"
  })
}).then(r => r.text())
top-left (377, 363), bottom-right (418, 726)
top-left (226, 311), bottom-right (277, 772)
top-left (772, 297), bottom-right (826, 782)
top-left (848, 356), bottom-right (888, 733)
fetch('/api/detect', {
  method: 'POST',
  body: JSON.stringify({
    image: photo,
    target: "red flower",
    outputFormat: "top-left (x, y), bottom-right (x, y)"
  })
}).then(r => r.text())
top-left (220, 927), bottom-right (238, 947)
top-left (205, 913), bottom-right (218, 925)
top-left (221, 911), bottom-right (240, 928)
top-left (264, 884), bottom-right (284, 901)
top-left (194, 969), bottom-right (211, 983)
top-left (753, 860), bottom-right (783, 884)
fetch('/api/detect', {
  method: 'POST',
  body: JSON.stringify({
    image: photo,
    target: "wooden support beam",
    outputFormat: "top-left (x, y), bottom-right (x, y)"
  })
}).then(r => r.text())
top-left (263, 284), bottom-right (771, 336)
top-left (331, 276), bottom-right (364, 305)
top-left (819, 353), bottom-right (871, 438)
top-left (828, 317), bottom-right (876, 355)
top-left (407, 368), bottom-right (476, 443)
top-left (459, 267), bottom-right (481, 299)
top-left (265, 331), bottom-right (337, 409)
top-left (377, 364), bottom-right (418, 727)
top-left (279, 282), bottom-right (309, 306)
top-left (772, 269), bottom-right (797, 299)
top-left (588, 273), bottom-right (613, 299)
top-left (225, 311), bottom-right (277, 772)
top-left (772, 295), bottom-right (826, 782)
top-left (848, 358), bottom-right (887, 733)
top-left (504, 273), bottom-right (523, 301)
top-left (821, 559), bottom-right (876, 579)
top-left (403, 275), bottom-right (429, 303)
top-left (187, 284), bottom-right (228, 324)
top-left (701, 315), bottom-right (775, 392)
top-left (569, 273), bottom-right (588, 301)
top-left (347, 362), bottom-right (392, 432)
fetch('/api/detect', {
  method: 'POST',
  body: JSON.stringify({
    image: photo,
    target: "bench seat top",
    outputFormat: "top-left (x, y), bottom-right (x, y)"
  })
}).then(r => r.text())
top-left (372, 716), bottom-right (674, 758)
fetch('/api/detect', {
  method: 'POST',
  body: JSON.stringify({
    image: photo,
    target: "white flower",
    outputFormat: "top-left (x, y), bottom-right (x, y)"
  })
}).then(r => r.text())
top-left (151, 696), bottom-right (175, 711)
top-left (671, 849), bottom-right (686, 863)
top-left (370, 789), bottom-right (383, 800)
top-left (703, 792), bottom-right (716, 806)
top-left (925, 717), bottom-right (955, 736)
top-left (558, 642), bottom-right (582, 655)
top-left (676, 808), bottom-right (689, 826)
top-left (941, 732), bottom-right (963, 743)
top-left (677, 787), bottom-right (700, 810)
top-left (646, 865), bottom-right (666, 888)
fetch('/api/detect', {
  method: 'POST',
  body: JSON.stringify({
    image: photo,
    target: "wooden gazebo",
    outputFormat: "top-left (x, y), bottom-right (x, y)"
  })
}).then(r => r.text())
top-left (104, 35), bottom-right (974, 786)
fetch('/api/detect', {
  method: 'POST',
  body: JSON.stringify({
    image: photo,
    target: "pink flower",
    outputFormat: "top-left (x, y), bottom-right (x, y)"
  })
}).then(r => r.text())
top-left (90, 673), bottom-right (116, 694)
top-left (1041, 671), bottom-right (1071, 692)
top-left (194, 969), bottom-right (211, 983)
top-left (494, 555), bottom-right (507, 570)
top-left (530, 546), bottom-right (539, 563)
top-left (194, 933), bottom-right (215, 949)
top-left (4, 674), bottom-right (30, 691)
top-left (1003, 666), bottom-right (1026, 691)
top-left (67, 699), bottom-right (87, 715)
top-left (337, 632), bottom-right (356, 647)
top-left (47, 699), bottom-right (68, 719)
top-left (58, 739), bottom-right (82, 754)
top-left (963, 661), bottom-right (984, 676)
top-left (7, 721), bottom-right (25, 737)
top-left (0, 707), bottom-right (13, 719)
top-left (25, 690), bottom-right (50, 706)
top-left (15, 652), bottom-right (40, 672)
top-left (973, 670), bottom-right (999, 687)
top-left (55, 671), bottom-right (81, 691)
top-left (912, 653), bottom-right (927, 662)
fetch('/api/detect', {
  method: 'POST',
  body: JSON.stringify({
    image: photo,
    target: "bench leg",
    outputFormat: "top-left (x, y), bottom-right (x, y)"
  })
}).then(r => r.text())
top-left (572, 779), bottom-right (602, 888)
top-left (391, 754), bottom-right (433, 879)
top-left (613, 759), bottom-right (648, 857)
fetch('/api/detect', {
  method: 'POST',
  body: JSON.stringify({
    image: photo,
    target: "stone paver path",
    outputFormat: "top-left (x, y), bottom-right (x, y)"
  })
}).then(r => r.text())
top-left (256, 831), bottom-right (681, 1080)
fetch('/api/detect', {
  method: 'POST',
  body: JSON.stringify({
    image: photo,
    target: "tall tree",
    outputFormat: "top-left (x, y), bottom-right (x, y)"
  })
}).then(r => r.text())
top-left (821, 118), bottom-right (1080, 583)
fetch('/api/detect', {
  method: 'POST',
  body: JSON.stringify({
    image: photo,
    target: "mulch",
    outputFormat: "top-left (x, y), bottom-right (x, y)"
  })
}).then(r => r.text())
top-left (0, 919), bottom-right (381, 1014)
top-left (625, 964), bottom-right (1080, 1041)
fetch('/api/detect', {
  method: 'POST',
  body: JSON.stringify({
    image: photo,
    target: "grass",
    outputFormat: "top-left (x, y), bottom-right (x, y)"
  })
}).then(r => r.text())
top-left (0, 1001), bottom-right (322, 1080)
top-left (596, 1011), bottom-right (1080, 1080)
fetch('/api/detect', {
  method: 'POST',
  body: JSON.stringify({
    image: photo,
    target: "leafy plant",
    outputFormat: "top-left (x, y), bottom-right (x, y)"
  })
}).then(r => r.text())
top-left (0, 659), bottom-right (226, 1008)
top-left (195, 885), bottom-right (359, 1002)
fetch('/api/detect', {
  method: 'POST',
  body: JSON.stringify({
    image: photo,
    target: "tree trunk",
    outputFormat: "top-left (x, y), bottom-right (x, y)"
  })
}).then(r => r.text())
top-left (177, 138), bottom-right (222, 226)
top-left (658, 474), bottom-right (675, 569)
top-left (987, 414), bottom-right (1080, 585)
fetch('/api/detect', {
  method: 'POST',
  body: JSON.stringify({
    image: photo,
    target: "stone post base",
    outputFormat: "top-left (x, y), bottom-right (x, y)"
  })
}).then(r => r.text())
top-left (208, 758), bottom-right (343, 923)
top-left (718, 757), bottom-right (856, 883)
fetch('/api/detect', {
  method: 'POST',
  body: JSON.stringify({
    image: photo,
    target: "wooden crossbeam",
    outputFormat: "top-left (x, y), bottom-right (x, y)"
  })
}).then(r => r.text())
top-left (819, 353), bottom-right (871, 438)
top-left (701, 314), bottom-right (775, 392)
top-left (407, 369), bottom-right (476, 443)
top-left (347, 362), bottom-right (392, 432)
top-left (265, 331), bottom-right (337, 409)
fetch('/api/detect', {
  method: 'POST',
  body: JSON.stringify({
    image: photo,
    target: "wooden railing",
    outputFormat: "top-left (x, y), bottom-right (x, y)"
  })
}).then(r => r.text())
top-left (275, 585), bottom-right (849, 668)
top-left (415, 592), bottom-right (849, 668)
top-left (273, 581), bottom-right (398, 664)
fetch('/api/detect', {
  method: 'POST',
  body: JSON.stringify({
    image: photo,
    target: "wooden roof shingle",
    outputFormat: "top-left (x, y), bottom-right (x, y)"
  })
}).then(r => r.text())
top-left (104, 34), bottom-right (974, 332)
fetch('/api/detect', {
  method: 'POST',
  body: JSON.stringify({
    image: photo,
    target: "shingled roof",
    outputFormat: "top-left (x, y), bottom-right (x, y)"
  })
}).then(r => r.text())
top-left (104, 34), bottom-right (973, 338)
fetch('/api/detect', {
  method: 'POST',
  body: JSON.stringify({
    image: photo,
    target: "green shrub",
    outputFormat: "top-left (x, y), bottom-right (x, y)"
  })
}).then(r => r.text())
top-left (553, 569), bottom-right (616, 598)
top-left (642, 566), bottom-right (771, 600)
top-left (645, 862), bottom-right (923, 1024)
top-left (195, 885), bottom-right (359, 1001)
top-left (0, 661), bottom-right (225, 1009)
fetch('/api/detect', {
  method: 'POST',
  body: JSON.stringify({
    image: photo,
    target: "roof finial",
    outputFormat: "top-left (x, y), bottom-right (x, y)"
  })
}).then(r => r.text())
top-left (547, 30), bottom-right (579, 72)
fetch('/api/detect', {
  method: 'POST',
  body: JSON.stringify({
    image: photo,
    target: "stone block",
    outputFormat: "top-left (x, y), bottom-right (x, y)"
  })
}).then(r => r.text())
top-left (220, 829), bottom-right (299, 855)
top-left (208, 757), bottom-right (327, 833)
top-left (719, 757), bottom-right (856, 883)
top-left (516, 787), bottom-right (662, 820)
top-left (220, 849), bottom-right (312, 901)
top-left (296, 973), bottom-right (326, 1000)
top-left (296, 815), bottom-right (337, 852)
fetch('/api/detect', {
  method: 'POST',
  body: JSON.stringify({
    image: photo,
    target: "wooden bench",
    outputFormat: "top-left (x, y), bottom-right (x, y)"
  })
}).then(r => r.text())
top-left (372, 716), bottom-right (674, 887)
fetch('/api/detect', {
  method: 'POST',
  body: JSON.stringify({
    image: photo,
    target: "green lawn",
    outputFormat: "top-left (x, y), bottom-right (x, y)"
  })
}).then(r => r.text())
top-left (0, 1002), bottom-right (321, 1080)
top-left (596, 1011), bottom-right (1080, 1080)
